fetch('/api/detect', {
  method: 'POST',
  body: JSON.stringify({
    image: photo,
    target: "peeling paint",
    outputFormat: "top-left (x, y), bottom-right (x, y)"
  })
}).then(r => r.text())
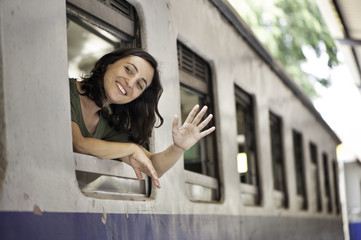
top-left (101, 212), bottom-right (107, 224)
top-left (33, 204), bottom-right (42, 216)
top-left (23, 193), bottom-right (29, 200)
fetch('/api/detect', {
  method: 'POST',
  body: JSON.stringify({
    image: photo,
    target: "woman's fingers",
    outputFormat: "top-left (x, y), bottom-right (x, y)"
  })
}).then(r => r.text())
top-left (133, 167), bottom-right (143, 181)
top-left (172, 115), bottom-right (179, 134)
top-left (192, 106), bottom-right (208, 125)
top-left (200, 126), bottom-right (216, 138)
top-left (184, 104), bottom-right (199, 124)
top-left (146, 163), bottom-right (161, 188)
top-left (143, 159), bottom-right (161, 189)
top-left (130, 151), bottom-right (161, 188)
top-left (197, 113), bottom-right (213, 130)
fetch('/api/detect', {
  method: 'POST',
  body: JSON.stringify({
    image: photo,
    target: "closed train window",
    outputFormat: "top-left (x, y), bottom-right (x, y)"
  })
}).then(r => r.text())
top-left (292, 130), bottom-right (307, 210)
top-left (235, 86), bottom-right (260, 206)
top-left (66, 0), bottom-right (151, 200)
top-left (309, 142), bottom-right (322, 212)
top-left (322, 153), bottom-right (333, 213)
top-left (269, 112), bottom-right (288, 208)
top-left (177, 41), bottom-right (220, 202)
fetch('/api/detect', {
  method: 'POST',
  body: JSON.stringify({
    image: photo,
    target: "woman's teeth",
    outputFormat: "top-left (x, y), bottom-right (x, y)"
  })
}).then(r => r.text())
top-left (116, 82), bottom-right (127, 95)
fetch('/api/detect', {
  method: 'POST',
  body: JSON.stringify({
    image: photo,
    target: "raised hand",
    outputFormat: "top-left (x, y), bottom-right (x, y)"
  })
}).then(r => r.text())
top-left (172, 105), bottom-right (216, 152)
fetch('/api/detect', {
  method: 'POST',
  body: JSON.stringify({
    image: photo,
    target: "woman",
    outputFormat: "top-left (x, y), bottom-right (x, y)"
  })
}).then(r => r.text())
top-left (71, 48), bottom-right (215, 188)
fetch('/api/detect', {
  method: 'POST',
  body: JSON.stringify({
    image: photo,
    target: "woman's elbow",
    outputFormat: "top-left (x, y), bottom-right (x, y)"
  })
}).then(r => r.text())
top-left (72, 137), bottom-right (88, 154)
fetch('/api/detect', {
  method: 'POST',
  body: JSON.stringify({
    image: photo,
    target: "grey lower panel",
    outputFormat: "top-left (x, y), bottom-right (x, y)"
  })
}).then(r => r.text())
top-left (242, 215), bottom-right (343, 240)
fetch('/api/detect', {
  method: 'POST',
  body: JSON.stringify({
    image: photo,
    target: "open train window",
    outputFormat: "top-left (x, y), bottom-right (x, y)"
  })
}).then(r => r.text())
top-left (269, 112), bottom-right (288, 208)
top-left (292, 130), bottom-right (307, 210)
top-left (235, 86), bottom-right (260, 206)
top-left (309, 142), bottom-right (322, 212)
top-left (177, 41), bottom-right (220, 202)
top-left (322, 153), bottom-right (333, 213)
top-left (66, 0), bottom-right (151, 200)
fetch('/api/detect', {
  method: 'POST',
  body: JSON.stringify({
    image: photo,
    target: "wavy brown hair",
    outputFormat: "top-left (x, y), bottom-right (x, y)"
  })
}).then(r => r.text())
top-left (80, 48), bottom-right (164, 145)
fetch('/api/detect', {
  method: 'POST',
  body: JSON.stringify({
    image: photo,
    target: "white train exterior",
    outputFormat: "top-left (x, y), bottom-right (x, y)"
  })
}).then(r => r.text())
top-left (0, 0), bottom-right (343, 239)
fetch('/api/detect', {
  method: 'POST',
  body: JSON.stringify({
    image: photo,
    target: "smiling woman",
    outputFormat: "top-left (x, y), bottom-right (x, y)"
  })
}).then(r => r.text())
top-left (70, 48), bottom-right (216, 189)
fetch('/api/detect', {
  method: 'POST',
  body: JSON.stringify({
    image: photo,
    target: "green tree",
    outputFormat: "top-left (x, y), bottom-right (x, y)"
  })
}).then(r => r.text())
top-left (228, 0), bottom-right (339, 98)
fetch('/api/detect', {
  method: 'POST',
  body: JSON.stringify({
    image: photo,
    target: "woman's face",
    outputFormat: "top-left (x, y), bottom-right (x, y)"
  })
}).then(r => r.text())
top-left (103, 55), bottom-right (155, 105)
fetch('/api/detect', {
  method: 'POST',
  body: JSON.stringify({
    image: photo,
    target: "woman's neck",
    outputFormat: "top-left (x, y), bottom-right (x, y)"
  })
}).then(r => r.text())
top-left (76, 81), bottom-right (102, 115)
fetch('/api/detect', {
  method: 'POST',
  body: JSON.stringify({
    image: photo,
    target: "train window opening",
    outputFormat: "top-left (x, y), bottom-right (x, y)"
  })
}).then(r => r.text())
top-left (177, 41), bottom-right (220, 202)
top-left (309, 142), bottom-right (322, 212)
top-left (67, 2), bottom-right (151, 200)
top-left (292, 130), bottom-right (307, 210)
top-left (322, 153), bottom-right (333, 213)
top-left (332, 160), bottom-right (341, 214)
top-left (235, 86), bottom-right (260, 206)
top-left (269, 112), bottom-right (288, 208)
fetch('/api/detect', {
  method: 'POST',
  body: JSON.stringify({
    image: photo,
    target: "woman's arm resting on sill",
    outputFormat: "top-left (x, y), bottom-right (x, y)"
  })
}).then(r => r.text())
top-left (71, 121), bottom-right (161, 188)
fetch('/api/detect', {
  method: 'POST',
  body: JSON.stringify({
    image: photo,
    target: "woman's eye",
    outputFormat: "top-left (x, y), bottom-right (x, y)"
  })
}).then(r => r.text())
top-left (137, 81), bottom-right (144, 90)
top-left (125, 66), bottom-right (131, 74)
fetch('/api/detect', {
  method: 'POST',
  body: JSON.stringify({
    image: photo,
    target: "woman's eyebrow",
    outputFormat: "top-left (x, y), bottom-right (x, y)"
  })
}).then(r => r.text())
top-left (126, 62), bottom-right (138, 72)
top-left (141, 78), bottom-right (148, 87)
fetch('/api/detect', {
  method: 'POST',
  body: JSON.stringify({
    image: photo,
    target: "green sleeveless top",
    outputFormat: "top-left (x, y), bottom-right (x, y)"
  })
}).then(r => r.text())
top-left (69, 78), bottom-right (128, 142)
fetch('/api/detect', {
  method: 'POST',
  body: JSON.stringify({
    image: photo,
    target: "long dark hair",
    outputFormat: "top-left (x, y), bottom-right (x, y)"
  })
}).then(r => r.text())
top-left (80, 48), bottom-right (164, 145)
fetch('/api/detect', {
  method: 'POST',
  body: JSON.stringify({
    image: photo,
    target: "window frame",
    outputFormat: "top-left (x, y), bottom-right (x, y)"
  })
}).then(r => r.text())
top-left (309, 142), bottom-right (322, 212)
top-left (269, 111), bottom-right (288, 208)
top-left (235, 85), bottom-right (260, 206)
top-left (292, 129), bottom-right (307, 210)
top-left (177, 41), bottom-right (220, 202)
top-left (67, 0), bottom-right (152, 200)
top-left (332, 160), bottom-right (341, 214)
top-left (322, 152), bottom-right (333, 213)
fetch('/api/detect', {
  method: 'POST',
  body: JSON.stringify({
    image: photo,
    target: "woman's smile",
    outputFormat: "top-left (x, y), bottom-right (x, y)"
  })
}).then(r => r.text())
top-left (116, 81), bottom-right (127, 95)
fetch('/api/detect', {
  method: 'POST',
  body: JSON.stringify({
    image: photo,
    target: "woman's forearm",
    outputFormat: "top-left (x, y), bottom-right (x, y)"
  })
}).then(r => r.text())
top-left (150, 144), bottom-right (184, 177)
top-left (74, 136), bottom-right (135, 160)
top-left (71, 122), bottom-right (135, 160)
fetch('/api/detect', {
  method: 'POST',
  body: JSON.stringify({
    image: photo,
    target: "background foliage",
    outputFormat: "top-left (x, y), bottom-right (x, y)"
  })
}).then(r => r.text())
top-left (228, 0), bottom-right (339, 98)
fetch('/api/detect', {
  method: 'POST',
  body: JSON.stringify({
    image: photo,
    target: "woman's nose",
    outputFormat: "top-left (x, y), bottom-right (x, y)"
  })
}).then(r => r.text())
top-left (126, 77), bottom-right (136, 88)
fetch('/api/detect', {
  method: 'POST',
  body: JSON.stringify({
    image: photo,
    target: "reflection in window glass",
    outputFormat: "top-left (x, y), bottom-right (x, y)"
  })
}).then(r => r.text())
top-left (235, 89), bottom-right (258, 187)
top-left (67, 15), bottom-right (120, 78)
top-left (180, 87), bottom-right (207, 174)
top-left (270, 112), bottom-right (287, 208)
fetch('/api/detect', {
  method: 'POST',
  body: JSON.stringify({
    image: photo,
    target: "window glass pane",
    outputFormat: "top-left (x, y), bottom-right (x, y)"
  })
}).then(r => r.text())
top-left (293, 130), bottom-right (307, 209)
top-left (270, 113), bottom-right (286, 192)
top-left (180, 87), bottom-right (207, 174)
top-left (332, 160), bottom-right (341, 214)
top-left (236, 97), bottom-right (258, 186)
top-left (67, 14), bottom-right (121, 78)
top-left (323, 153), bottom-right (333, 213)
top-left (269, 112), bottom-right (287, 208)
top-left (309, 142), bottom-right (322, 212)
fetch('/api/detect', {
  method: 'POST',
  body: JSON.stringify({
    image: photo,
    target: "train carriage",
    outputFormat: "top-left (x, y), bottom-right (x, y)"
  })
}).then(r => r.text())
top-left (0, 0), bottom-right (343, 239)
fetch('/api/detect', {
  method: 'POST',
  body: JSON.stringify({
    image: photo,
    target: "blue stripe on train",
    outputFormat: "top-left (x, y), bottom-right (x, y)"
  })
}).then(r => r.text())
top-left (0, 211), bottom-right (242, 240)
top-left (349, 222), bottom-right (361, 240)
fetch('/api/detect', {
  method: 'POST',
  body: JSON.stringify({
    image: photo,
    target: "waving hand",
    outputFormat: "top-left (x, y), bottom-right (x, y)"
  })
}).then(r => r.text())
top-left (172, 105), bottom-right (216, 152)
